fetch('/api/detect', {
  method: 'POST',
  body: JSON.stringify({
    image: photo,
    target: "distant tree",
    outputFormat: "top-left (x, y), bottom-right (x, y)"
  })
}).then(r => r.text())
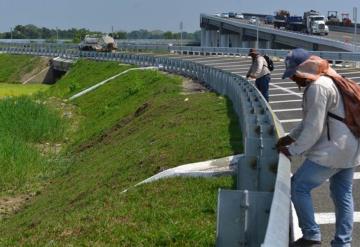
top-left (113, 31), bottom-right (127, 39)
top-left (0, 25), bottom-right (201, 42)
top-left (193, 30), bottom-right (201, 42)
top-left (73, 28), bottom-right (90, 43)
top-left (163, 31), bottom-right (173, 39)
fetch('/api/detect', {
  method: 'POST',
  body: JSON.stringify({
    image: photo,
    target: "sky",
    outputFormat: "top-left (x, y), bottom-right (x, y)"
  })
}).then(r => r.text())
top-left (0, 0), bottom-right (359, 33)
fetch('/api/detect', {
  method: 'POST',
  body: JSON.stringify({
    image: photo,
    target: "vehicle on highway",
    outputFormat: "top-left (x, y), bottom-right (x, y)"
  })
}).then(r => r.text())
top-left (215, 13), bottom-right (221, 17)
top-left (235, 13), bottom-right (244, 19)
top-left (326, 11), bottom-right (352, 27)
top-left (228, 12), bottom-right (236, 18)
top-left (274, 10), bottom-right (290, 29)
top-left (303, 10), bottom-right (329, 35)
top-left (285, 16), bottom-right (304, 31)
top-left (248, 16), bottom-right (258, 24)
top-left (79, 34), bottom-right (117, 52)
top-left (220, 13), bottom-right (229, 18)
top-left (264, 15), bottom-right (274, 24)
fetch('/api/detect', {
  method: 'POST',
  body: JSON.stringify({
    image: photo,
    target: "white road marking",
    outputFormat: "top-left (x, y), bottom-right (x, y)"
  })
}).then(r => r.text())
top-left (315, 212), bottom-right (360, 225)
top-left (215, 64), bottom-right (250, 68)
top-left (270, 83), bottom-right (303, 98)
top-left (205, 61), bottom-right (250, 65)
top-left (279, 119), bottom-right (302, 123)
top-left (273, 108), bottom-right (302, 113)
top-left (270, 86), bottom-right (299, 91)
top-left (270, 81), bottom-right (296, 85)
top-left (271, 93), bottom-right (302, 97)
top-left (270, 99), bottom-right (302, 104)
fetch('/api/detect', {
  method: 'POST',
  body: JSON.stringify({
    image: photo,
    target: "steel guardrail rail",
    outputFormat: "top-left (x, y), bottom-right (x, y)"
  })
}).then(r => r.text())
top-left (2, 41), bottom-right (360, 62)
top-left (170, 46), bottom-right (360, 62)
top-left (201, 14), bottom-right (359, 52)
top-left (0, 46), bottom-right (291, 246)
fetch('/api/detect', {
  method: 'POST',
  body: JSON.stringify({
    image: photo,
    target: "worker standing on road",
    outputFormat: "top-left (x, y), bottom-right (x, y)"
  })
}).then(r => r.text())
top-left (277, 48), bottom-right (360, 247)
top-left (246, 48), bottom-right (271, 102)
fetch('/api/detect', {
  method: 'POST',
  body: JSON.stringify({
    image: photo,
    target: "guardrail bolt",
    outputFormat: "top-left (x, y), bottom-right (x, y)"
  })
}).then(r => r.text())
top-left (268, 126), bottom-right (275, 136)
top-left (255, 126), bottom-right (261, 135)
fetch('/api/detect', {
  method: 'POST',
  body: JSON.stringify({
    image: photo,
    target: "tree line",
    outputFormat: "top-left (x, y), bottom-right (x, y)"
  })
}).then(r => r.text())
top-left (0, 25), bottom-right (201, 42)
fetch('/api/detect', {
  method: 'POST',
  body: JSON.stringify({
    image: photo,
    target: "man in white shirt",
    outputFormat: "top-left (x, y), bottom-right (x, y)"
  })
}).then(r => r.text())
top-left (246, 48), bottom-right (271, 101)
top-left (277, 48), bottom-right (360, 247)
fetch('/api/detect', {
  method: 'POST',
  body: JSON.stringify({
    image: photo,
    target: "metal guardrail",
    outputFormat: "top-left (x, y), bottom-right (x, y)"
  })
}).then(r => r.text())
top-left (170, 46), bottom-right (360, 62)
top-left (0, 46), bottom-right (290, 246)
top-left (3, 41), bottom-right (360, 62)
top-left (201, 14), bottom-right (360, 52)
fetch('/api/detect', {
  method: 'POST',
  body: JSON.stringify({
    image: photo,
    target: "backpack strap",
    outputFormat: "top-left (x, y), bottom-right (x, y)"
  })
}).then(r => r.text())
top-left (328, 112), bottom-right (344, 122)
top-left (261, 55), bottom-right (269, 68)
top-left (327, 112), bottom-right (345, 141)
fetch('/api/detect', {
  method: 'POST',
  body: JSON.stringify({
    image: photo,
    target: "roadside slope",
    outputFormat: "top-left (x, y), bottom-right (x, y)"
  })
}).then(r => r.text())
top-left (0, 54), bottom-right (49, 83)
top-left (0, 60), bottom-right (242, 246)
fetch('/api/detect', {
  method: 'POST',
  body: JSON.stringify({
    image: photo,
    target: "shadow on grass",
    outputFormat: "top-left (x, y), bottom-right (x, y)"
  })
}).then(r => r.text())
top-left (225, 97), bottom-right (243, 189)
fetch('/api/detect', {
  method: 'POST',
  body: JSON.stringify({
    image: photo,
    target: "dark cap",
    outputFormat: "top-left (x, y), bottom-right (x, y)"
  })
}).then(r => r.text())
top-left (248, 48), bottom-right (258, 56)
top-left (282, 48), bottom-right (311, 79)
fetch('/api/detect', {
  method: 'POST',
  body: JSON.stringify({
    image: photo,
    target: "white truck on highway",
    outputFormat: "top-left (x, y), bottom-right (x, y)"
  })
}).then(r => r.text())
top-left (303, 10), bottom-right (329, 35)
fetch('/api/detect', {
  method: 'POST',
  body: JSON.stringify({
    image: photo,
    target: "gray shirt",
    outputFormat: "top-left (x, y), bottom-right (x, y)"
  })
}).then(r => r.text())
top-left (247, 55), bottom-right (271, 79)
top-left (288, 76), bottom-right (360, 168)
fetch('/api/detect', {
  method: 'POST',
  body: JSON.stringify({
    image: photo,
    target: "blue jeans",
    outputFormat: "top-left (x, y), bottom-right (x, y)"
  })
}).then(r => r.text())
top-left (291, 159), bottom-right (354, 247)
top-left (255, 74), bottom-right (270, 102)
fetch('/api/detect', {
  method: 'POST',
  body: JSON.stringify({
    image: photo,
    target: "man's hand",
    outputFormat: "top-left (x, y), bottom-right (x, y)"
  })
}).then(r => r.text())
top-left (277, 146), bottom-right (292, 159)
top-left (276, 135), bottom-right (295, 149)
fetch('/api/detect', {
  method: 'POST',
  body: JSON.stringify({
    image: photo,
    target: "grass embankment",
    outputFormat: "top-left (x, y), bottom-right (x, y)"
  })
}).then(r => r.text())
top-left (0, 54), bottom-right (47, 83)
top-left (0, 59), bottom-right (242, 246)
top-left (0, 84), bottom-right (48, 97)
top-left (0, 97), bottom-right (66, 191)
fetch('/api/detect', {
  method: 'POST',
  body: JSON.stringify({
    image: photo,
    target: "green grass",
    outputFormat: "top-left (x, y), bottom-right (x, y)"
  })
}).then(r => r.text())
top-left (0, 54), bottom-right (44, 83)
top-left (0, 59), bottom-right (242, 246)
top-left (0, 83), bottom-right (48, 97)
top-left (47, 59), bottom-right (133, 98)
top-left (0, 97), bottom-right (67, 190)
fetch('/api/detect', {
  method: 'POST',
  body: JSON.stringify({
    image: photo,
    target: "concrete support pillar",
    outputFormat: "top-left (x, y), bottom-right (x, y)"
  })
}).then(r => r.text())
top-left (201, 28), bottom-right (207, 47)
top-left (220, 33), bottom-right (230, 47)
top-left (210, 30), bottom-right (219, 47)
top-left (230, 34), bottom-right (241, 47)
top-left (266, 40), bottom-right (272, 49)
top-left (313, 43), bottom-right (319, 51)
top-left (205, 30), bottom-right (212, 47)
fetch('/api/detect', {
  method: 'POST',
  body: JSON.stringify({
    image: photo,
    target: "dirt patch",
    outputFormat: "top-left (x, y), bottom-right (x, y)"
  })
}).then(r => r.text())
top-left (75, 102), bottom-right (150, 153)
top-left (181, 78), bottom-right (208, 95)
top-left (34, 97), bottom-right (78, 155)
top-left (0, 192), bottom-right (38, 219)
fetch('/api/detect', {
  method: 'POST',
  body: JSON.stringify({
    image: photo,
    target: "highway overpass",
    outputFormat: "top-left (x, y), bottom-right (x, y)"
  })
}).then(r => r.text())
top-left (200, 14), bottom-right (359, 51)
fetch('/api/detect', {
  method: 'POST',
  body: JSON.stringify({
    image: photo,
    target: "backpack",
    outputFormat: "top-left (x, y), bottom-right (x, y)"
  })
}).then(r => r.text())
top-left (263, 55), bottom-right (274, 71)
top-left (327, 75), bottom-right (360, 138)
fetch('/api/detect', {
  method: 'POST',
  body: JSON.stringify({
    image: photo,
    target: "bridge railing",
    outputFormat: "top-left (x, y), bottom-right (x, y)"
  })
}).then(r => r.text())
top-left (201, 14), bottom-right (359, 52)
top-left (1, 46), bottom-right (291, 246)
top-left (170, 46), bottom-right (360, 62)
top-left (2, 41), bottom-right (360, 62)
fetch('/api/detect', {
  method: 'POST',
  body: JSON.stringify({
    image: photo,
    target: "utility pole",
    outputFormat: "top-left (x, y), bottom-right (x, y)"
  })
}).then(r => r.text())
top-left (56, 26), bottom-right (59, 42)
top-left (256, 17), bottom-right (259, 49)
top-left (353, 7), bottom-right (358, 52)
top-left (180, 21), bottom-right (183, 49)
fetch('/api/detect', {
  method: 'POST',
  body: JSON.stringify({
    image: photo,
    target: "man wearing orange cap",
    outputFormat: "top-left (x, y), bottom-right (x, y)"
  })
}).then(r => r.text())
top-left (277, 48), bottom-right (360, 247)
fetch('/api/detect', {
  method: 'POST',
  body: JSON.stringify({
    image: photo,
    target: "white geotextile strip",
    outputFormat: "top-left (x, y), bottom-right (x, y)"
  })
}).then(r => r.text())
top-left (69, 66), bottom-right (158, 100)
top-left (121, 154), bottom-right (243, 193)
